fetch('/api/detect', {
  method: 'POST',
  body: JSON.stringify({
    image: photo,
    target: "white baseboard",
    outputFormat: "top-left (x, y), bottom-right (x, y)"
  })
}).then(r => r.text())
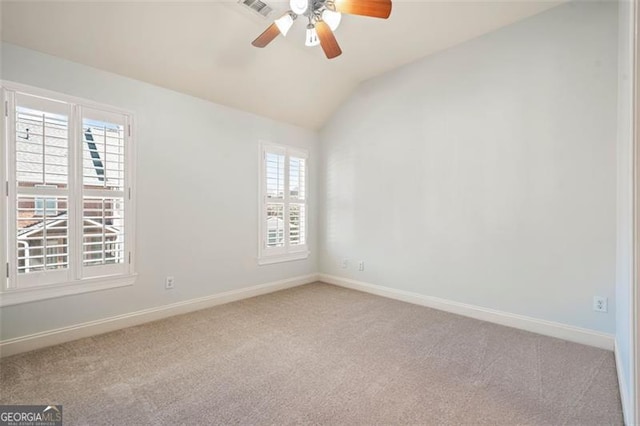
top-left (0, 273), bottom-right (616, 358)
top-left (615, 339), bottom-right (634, 426)
top-left (0, 273), bottom-right (319, 358)
top-left (319, 274), bottom-right (614, 350)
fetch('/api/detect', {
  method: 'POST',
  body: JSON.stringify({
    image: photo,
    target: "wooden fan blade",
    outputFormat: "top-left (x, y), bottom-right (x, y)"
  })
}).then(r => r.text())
top-left (334, 0), bottom-right (392, 19)
top-left (252, 23), bottom-right (281, 48)
top-left (316, 21), bottom-right (342, 59)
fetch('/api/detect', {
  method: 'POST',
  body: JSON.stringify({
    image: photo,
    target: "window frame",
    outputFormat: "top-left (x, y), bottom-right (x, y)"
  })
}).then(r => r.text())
top-left (258, 141), bottom-right (309, 265)
top-left (0, 81), bottom-right (137, 307)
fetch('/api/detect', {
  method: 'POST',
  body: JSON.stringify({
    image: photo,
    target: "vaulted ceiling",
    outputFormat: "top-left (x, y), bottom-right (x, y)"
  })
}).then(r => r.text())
top-left (1, 1), bottom-right (561, 129)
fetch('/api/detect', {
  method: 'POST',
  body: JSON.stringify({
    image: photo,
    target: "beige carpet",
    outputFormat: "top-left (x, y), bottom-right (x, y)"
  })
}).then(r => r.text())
top-left (0, 283), bottom-right (623, 425)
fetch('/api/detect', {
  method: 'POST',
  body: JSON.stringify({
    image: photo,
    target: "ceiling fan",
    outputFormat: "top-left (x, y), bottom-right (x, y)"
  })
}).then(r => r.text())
top-left (251, 0), bottom-right (392, 59)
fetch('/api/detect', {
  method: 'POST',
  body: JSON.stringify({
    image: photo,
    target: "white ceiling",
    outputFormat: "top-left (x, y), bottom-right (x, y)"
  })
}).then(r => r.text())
top-left (1, 0), bottom-right (562, 129)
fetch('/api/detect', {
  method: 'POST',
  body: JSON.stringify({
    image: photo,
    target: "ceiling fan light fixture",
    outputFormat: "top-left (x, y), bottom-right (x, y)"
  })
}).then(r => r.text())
top-left (274, 13), bottom-right (294, 36)
top-left (289, 0), bottom-right (308, 15)
top-left (322, 9), bottom-right (342, 31)
top-left (252, 0), bottom-right (391, 59)
top-left (305, 25), bottom-right (320, 46)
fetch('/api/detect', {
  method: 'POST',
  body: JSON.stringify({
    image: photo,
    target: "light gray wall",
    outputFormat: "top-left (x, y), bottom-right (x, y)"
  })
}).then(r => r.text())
top-left (615, 0), bottom-right (635, 421)
top-left (319, 2), bottom-right (618, 333)
top-left (0, 2), bottom-right (622, 343)
top-left (0, 42), bottom-right (319, 340)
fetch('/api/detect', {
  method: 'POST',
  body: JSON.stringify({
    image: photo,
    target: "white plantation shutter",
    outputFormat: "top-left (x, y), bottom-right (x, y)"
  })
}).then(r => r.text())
top-left (265, 149), bottom-right (285, 249)
top-left (3, 85), bottom-right (134, 296)
top-left (80, 107), bottom-right (128, 278)
top-left (259, 143), bottom-right (308, 262)
top-left (265, 150), bottom-right (285, 199)
top-left (82, 197), bottom-right (125, 267)
top-left (12, 94), bottom-right (71, 287)
top-left (289, 156), bottom-right (306, 246)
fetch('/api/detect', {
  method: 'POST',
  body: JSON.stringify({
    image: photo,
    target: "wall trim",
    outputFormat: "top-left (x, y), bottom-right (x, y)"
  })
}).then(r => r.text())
top-left (632, 1), bottom-right (640, 424)
top-left (319, 274), bottom-right (615, 350)
top-left (0, 272), bottom-right (616, 358)
top-left (0, 274), bottom-right (137, 307)
top-left (616, 339), bottom-right (633, 425)
top-left (0, 273), bottom-right (320, 358)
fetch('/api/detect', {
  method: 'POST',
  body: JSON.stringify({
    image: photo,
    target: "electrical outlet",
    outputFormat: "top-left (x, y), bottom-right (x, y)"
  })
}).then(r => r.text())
top-left (165, 276), bottom-right (175, 290)
top-left (358, 261), bottom-right (365, 271)
top-left (593, 296), bottom-right (607, 313)
top-left (341, 258), bottom-right (349, 269)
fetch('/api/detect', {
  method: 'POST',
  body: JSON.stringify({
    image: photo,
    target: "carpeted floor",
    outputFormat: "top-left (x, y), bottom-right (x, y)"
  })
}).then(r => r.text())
top-left (0, 283), bottom-right (623, 425)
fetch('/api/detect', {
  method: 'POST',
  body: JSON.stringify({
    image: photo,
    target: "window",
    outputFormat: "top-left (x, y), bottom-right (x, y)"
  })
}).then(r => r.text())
top-left (34, 196), bottom-right (58, 216)
top-left (259, 142), bottom-right (308, 264)
top-left (1, 83), bottom-right (136, 306)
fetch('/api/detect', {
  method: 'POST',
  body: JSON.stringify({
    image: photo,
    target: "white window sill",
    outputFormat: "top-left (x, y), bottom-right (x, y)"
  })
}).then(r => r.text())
top-left (258, 251), bottom-right (310, 266)
top-left (0, 274), bottom-right (137, 307)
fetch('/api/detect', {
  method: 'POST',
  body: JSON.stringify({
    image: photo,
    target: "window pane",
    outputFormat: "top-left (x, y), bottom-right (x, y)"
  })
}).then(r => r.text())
top-left (35, 197), bottom-right (58, 216)
top-left (82, 197), bottom-right (125, 266)
top-left (82, 119), bottom-right (125, 191)
top-left (17, 196), bottom-right (69, 274)
top-left (266, 153), bottom-right (285, 198)
top-left (266, 203), bottom-right (285, 247)
top-left (16, 106), bottom-right (69, 189)
top-left (289, 157), bottom-right (305, 200)
top-left (290, 203), bottom-right (306, 246)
